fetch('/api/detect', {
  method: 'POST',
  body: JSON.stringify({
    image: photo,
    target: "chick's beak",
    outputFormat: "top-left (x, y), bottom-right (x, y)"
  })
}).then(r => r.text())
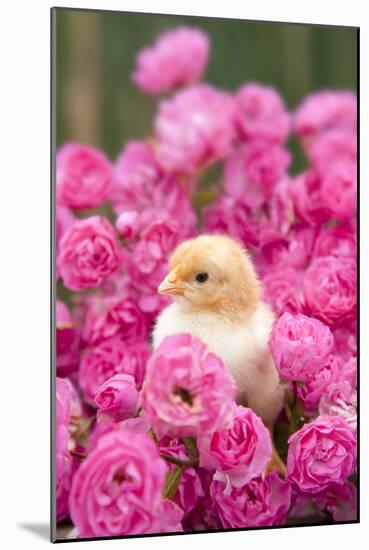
top-left (158, 272), bottom-right (187, 296)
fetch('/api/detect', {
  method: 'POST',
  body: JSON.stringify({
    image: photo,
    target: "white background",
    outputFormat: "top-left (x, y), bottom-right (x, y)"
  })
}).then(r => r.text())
top-left (0, 0), bottom-right (367, 548)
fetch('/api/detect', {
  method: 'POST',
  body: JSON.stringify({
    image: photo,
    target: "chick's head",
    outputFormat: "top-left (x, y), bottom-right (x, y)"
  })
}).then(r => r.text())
top-left (158, 234), bottom-right (261, 316)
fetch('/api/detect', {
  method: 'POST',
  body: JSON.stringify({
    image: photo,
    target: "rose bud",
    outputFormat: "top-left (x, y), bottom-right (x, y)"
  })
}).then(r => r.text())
top-left (94, 374), bottom-right (139, 422)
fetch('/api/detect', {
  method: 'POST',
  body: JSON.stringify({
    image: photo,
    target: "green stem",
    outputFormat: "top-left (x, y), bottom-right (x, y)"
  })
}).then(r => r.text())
top-left (160, 453), bottom-right (199, 468)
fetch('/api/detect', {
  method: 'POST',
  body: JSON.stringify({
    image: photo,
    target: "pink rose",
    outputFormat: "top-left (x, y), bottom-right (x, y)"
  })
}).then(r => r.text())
top-left (257, 226), bottom-right (316, 274)
top-left (56, 143), bottom-right (113, 209)
top-left (319, 379), bottom-right (357, 428)
top-left (293, 90), bottom-right (357, 145)
top-left (321, 162), bottom-right (357, 221)
top-left (263, 267), bottom-right (304, 316)
top-left (94, 374), bottom-right (139, 422)
top-left (69, 430), bottom-right (167, 537)
top-left (79, 336), bottom-right (149, 403)
top-left (115, 210), bottom-right (140, 239)
top-left (269, 313), bottom-right (334, 382)
top-left (234, 83), bottom-right (290, 143)
top-left (297, 354), bottom-right (343, 413)
top-left (308, 129), bottom-right (357, 175)
top-left (56, 301), bottom-right (80, 378)
top-left (198, 405), bottom-right (271, 487)
top-left (132, 26), bottom-right (209, 95)
top-left (211, 472), bottom-right (291, 528)
top-left (303, 257), bottom-right (356, 326)
top-left (56, 377), bottom-right (82, 521)
top-left (112, 141), bottom-right (196, 230)
top-left (141, 334), bottom-right (236, 438)
top-left (341, 357), bottom-right (357, 387)
top-left (313, 224), bottom-right (356, 260)
top-left (287, 416), bottom-right (356, 493)
top-left (333, 323), bottom-right (357, 361)
top-left (153, 499), bottom-right (184, 533)
top-left (82, 294), bottom-right (148, 346)
top-left (58, 216), bottom-right (121, 291)
top-left (119, 213), bottom-right (185, 321)
top-left (224, 141), bottom-right (290, 207)
top-left (87, 413), bottom-right (151, 453)
top-left (290, 482), bottom-right (357, 522)
top-left (183, 495), bottom-right (222, 532)
top-left (292, 170), bottom-right (330, 226)
top-left (204, 195), bottom-right (259, 247)
top-left (205, 181), bottom-right (293, 250)
top-left (123, 214), bottom-right (183, 294)
top-left (317, 482), bottom-right (357, 522)
top-left (56, 206), bottom-right (74, 259)
top-left (155, 84), bottom-right (236, 173)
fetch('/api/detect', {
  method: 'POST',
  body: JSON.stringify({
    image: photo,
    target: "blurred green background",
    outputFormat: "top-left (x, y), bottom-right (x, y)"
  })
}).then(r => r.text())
top-left (55, 8), bottom-right (357, 173)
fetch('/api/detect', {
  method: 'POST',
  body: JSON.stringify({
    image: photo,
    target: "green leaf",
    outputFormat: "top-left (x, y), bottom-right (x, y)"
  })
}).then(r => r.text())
top-left (163, 466), bottom-right (184, 500)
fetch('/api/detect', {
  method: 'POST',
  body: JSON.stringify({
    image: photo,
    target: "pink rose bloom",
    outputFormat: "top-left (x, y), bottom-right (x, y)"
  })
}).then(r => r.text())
top-left (297, 354), bottom-right (343, 413)
top-left (56, 143), bottom-right (113, 209)
top-left (58, 216), bottom-right (121, 291)
top-left (79, 336), bottom-right (149, 403)
top-left (183, 494), bottom-right (222, 531)
top-left (94, 374), bottom-right (139, 422)
top-left (211, 472), bottom-right (291, 528)
top-left (317, 482), bottom-right (357, 522)
top-left (159, 438), bottom-right (205, 516)
top-left (56, 377), bottom-right (82, 521)
top-left (87, 418), bottom-right (123, 452)
top-left (313, 224), bottom-right (356, 260)
top-left (290, 481), bottom-right (357, 522)
top-left (308, 129), bottom-right (357, 175)
top-left (205, 180), bottom-right (293, 251)
top-left (69, 430), bottom-right (167, 537)
top-left (141, 334), bottom-right (236, 438)
top-left (303, 257), bottom-right (357, 327)
top-left (292, 170), bottom-right (331, 226)
top-left (115, 210), bottom-right (140, 239)
top-left (287, 416), bottom-right (356, 493)
top-left (112, 141), bottom-right (196, 229)
top-left (56, 206), bottom-right (75, 246)
top-left (56, 301), bottom-right (80, 378)
top-left (234, 83), bottom-right (290, 143)
top-left (204, 195), bottom-right (259, 247)
top-left (269, 313), bottom-right (334, 382)
top-left (87, 413), bottom-right (151, 453)
top-left (333, 323), bottom-right (357, 361)
top-left (198, 406), bottom-right (271, 487)
top-left (153, 499), bottom-right (184, 533)
top-left (319, 379), bottom-right (357, 428)
top-left (82, 294), bottom-right (148, 346)
top-left (293, 90), bottom-right (357, 145)
top-left (257, 226), bottom-right (317, 275)
top-left (56, 206), bottom-right (74, 260)
top-left (123, 214), bottom-right (183, 294)
top-left (224, 141), bottom-right (291, 207)
top-left (263, 267), bottom-right (304, 316)
top-left (155, 84), bottom-right (236, 173)
top-left (132, 26), bottom-right (209, 95)
top-left (321, 162), bottom-right (357, 221)
top-left (56, 206), bottom-right (75, 279)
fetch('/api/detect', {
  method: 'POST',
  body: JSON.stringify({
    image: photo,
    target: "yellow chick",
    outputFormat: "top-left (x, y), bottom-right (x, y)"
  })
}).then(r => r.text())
top-left (153, 234), bottom-right (286, 473)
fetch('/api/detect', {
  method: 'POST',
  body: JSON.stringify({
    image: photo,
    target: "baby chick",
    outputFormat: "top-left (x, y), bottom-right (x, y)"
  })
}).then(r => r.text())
top-left (153, 234), bottom-right (286, 474)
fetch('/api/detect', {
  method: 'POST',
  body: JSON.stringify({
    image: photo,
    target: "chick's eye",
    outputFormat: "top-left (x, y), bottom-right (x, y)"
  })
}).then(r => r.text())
top-left (195, 272), bottom-right (209, 283)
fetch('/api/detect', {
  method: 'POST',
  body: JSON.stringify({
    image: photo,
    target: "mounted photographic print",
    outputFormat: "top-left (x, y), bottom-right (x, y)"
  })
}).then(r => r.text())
top-left (51, 7), bottom-right (358, 542)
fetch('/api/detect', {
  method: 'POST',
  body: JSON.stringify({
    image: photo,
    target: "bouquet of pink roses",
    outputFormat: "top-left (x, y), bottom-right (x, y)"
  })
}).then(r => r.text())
top-left (55, 25), bottom-right (357, 538)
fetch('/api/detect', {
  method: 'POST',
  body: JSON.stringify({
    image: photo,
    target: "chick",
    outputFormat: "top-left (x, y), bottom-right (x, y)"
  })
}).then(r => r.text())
top-left (153, 234), bottom-right (286, 474)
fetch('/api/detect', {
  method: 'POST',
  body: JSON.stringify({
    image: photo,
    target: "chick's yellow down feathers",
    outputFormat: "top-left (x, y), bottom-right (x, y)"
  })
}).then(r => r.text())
top-left (152, 234), bottom-right (285, 426)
